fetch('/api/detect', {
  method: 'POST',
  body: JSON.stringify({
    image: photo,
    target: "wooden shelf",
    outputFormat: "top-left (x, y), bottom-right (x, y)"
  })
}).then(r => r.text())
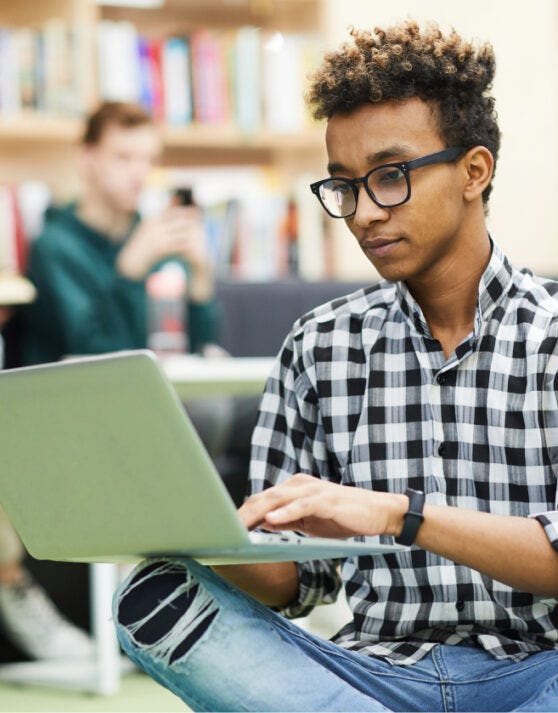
top-left (0, 114), bottom-right (82, 143)
top-left (161, 124), bottom-right (325, 151)
top-left (100, 0), bottom-right (321, 33)
top-left (0, 113), bottom-right (325, 152)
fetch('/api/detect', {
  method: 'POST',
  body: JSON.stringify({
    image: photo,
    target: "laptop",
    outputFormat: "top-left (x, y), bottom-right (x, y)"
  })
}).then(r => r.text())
top-left (0, 350), bottom-right (405, 565)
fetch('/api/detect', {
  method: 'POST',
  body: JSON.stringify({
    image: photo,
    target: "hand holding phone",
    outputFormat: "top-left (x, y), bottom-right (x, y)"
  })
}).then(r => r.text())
top-left (173, 187), bottom-right (194, 206)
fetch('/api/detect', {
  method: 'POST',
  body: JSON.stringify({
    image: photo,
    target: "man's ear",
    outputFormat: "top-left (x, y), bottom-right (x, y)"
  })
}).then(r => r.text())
top-left (462, 146), bottom-right (494, 202)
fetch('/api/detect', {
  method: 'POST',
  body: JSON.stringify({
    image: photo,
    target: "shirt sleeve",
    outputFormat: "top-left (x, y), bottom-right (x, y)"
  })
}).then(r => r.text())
top-left (532, 512), bottom-right (558, 551)
top-left (535, 331), bottom-right (558, 551)
top-left (248, 328), bottom-right (343, 618)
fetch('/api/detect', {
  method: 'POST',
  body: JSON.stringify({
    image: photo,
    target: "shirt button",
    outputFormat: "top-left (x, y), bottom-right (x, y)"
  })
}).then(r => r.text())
top-left (438, 443), bottom-right (446, 456)
top-left (456, 601), bottom-right (465, 612)
top-left (437, 374), bottom-right (446, 385)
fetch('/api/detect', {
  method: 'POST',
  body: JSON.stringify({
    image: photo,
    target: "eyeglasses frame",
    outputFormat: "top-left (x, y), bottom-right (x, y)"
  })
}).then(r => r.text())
top-left (310, 146), bottom-right (467, 218)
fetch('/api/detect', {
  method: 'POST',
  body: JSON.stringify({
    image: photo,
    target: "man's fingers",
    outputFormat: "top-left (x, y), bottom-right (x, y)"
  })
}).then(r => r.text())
top-left (265, 498), bottom-right (315, 526)
top-left (239, 476), bottom-right (321, 529)
top-left (239, 488), bottom-right (289, 529)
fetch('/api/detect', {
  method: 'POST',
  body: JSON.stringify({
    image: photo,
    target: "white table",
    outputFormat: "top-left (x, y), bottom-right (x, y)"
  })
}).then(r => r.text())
top-left (0, 355), bottom-right (275, 696)
top-left (161, 354), bottom-right (275, 399)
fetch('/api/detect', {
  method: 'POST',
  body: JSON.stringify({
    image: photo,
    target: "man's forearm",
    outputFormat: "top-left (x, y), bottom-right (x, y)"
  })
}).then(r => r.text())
top-left (416, 505), bottom-right (558, 597)
top-left (212, 561), bottom-right (299, 607)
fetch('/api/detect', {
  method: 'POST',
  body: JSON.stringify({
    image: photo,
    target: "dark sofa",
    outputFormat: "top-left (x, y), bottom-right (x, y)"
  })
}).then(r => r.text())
top-left (216, 278), bottom-right (372, 357)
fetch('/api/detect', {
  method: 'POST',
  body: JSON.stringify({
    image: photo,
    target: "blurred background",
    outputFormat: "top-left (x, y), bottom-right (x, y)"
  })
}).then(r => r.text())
top-left (0, 0), bottom-right (556, 287)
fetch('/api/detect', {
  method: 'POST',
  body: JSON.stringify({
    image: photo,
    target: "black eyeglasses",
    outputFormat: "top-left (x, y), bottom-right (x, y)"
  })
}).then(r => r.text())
top-left (310, 146), bottom-right (466, 218)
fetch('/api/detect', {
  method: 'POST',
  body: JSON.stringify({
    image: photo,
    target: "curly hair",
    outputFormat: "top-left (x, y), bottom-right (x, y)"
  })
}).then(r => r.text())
top-left (307, 21), bottom-right (500, 203)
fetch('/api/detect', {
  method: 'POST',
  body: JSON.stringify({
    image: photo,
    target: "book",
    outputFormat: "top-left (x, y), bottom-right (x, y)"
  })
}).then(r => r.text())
top-left (232, 26), bottom-right (261, 134)
top-left (15, 28), bottom-right (38, 110)
top-left (162, 36), bottom-right (193, 126)
top-left (0, 30), bottom-right (22, 114)
top-left (137, 35), bottom-right (154, 111)
top-left (96, 20), bottom-right (140, 102)
top-left (190, 29), bottom-right (230, 125)
top-left (42, 18), bottom-right (74, 114)
top-left (262, 32), bottom-right (321, 133)
top-left (263, 33), bottom-right (305, 134)
top-left (147, 38), bottom-right (165, 120)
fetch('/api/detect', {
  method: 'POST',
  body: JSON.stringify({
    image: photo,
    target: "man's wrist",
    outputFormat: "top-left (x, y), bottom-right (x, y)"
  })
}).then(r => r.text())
top-left (390, 493), bottom-right (411, 538)
top-left (395, 489), bottom-right (425, 545)
top-left (116, 250), bottom-right (148, 282)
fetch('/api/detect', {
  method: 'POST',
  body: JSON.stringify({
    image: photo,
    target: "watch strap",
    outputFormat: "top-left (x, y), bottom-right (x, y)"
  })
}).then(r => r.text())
top-left (395, 488), bottom-right (425, 546)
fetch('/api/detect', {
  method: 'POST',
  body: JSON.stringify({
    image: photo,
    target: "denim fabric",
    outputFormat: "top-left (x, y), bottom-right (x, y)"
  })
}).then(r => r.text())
top-left (113, 558), bottom-right (558, 712)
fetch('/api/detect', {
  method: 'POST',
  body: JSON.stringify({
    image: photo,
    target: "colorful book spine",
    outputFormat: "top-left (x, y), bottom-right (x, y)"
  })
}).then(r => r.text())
top-left (147, 38), bottom-right (165, 121)
top-left (162, 36), bottom-right (192, 126)
top-left (233, 26), bottom-right (261, 134)
top-left (190, 29), bottom-right (230, 125)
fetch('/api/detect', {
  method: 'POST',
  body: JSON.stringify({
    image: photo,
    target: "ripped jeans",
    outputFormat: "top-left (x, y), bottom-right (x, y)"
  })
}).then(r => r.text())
top-left (113, 558), bottom-right (558, 712)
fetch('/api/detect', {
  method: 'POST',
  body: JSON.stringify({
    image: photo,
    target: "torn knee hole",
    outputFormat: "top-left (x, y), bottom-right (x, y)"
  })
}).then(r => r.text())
top-left (118, 570), bottom-right (191, 628)
top-left (116, 562), bottom-right (219, 664)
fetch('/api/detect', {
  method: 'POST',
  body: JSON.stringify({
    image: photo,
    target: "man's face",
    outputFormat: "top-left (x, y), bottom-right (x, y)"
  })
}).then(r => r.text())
top-left (325, 98), bottom-right (468, 284)
top-left (82, 124), bottom-right (162, 213)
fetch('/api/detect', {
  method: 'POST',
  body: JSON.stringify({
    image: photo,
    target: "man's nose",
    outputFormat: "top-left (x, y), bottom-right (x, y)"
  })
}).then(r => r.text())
top-left (351, 184), bottom-right (390, 227)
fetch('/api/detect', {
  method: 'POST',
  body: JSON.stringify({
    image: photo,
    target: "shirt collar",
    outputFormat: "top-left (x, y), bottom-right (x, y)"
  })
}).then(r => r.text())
top-left (394, 239), bottom-right (514, 339)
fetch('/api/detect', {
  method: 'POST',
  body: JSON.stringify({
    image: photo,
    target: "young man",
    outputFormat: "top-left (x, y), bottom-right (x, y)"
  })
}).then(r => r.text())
top-left (21, 101), bottom-right (219, 364)
top-left (113, 22), bottom-right (558, 711)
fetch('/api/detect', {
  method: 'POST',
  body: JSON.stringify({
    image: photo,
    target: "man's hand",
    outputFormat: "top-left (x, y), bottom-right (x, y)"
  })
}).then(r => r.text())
top-left (239, 474), bottom-right (408, 540)
top-left (116, 207), bottom-right (214, 300)
top-left (239, 476), bottom-right (558, 596)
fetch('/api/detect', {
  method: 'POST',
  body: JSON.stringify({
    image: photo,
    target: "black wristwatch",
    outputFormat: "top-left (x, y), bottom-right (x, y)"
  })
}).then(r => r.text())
top-left (395, 488), bottom-right (425, 546)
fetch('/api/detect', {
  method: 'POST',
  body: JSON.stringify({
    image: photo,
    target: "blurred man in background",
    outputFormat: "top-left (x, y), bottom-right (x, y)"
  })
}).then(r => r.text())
top-left (21, 101), bottom-right (219, 363)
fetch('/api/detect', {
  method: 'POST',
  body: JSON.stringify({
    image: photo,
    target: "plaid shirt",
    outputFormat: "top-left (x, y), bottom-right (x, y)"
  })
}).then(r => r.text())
top-left (249, 241), bottom-right (558, 666)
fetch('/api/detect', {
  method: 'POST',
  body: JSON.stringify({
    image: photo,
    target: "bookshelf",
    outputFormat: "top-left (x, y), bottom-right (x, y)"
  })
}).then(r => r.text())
top-left (0, 0), bottom-right (348, 283)
top-left (0, 0), bottom-right (378, 284)
top-left (0, 0), bottom-right (328, 183)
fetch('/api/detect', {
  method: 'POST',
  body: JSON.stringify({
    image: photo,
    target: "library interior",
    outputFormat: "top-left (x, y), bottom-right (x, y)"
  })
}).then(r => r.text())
top-left (0, 1), bottom-right (557, 712)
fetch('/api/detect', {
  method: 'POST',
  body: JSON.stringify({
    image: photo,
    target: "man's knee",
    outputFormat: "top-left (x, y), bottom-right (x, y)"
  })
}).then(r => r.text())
top-left (114, 560), bottom-right (219, 665)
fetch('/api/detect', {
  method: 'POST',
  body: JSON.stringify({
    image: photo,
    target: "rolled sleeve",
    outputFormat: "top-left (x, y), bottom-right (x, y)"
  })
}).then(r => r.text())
top-left (531, 511), bottom-right (558, 551)
top-left (280, 559), bottom-right (342, 619)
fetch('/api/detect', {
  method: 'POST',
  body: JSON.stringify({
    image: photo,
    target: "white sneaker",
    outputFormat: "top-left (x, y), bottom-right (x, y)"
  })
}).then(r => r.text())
top-left (0, 572), bottom-right (94, 660)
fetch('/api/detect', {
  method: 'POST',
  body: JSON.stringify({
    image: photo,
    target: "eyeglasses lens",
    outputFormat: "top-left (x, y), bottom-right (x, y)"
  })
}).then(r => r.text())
top-left (319, 181), bottom-right (355, 218)
top-left (368, 166), bottom-right (408, 207)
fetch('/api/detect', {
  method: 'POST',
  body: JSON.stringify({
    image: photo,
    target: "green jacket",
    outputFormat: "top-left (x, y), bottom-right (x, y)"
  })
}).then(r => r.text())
top-left (21, 203), bottom-right (220, 364)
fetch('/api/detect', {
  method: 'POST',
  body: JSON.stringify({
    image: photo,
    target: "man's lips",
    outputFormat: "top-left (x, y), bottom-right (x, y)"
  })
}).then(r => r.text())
top-left (361, 237), bottom-right (404, 257)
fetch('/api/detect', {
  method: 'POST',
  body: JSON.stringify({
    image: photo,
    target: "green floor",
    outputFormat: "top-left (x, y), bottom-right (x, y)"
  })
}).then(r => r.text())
top-left (0, 672), bottom-right (187, 712)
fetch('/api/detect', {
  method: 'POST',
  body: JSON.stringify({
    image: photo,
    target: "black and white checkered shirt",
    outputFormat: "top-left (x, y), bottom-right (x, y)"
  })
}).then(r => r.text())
top-left (249, 241), bottom-right (558, 666)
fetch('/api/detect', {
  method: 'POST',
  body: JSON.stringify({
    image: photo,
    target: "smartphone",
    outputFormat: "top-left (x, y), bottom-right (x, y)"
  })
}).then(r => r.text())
top-left (174, 187), bottom-right (194, 206)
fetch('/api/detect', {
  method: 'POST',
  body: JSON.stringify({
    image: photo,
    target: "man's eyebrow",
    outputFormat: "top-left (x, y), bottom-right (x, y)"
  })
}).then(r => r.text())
top-left (327, 144), bottom-right (415, 175)
top-left (368, 145), bottom-right (414, 164)
top-left (326, 161), bottom-right (347, 175)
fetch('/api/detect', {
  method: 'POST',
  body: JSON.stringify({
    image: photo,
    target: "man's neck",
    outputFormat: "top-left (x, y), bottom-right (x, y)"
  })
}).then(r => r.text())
top-left (76, 192), bottom-right (134, 243)
top-left (406, 229), bottom-right (492, 359)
